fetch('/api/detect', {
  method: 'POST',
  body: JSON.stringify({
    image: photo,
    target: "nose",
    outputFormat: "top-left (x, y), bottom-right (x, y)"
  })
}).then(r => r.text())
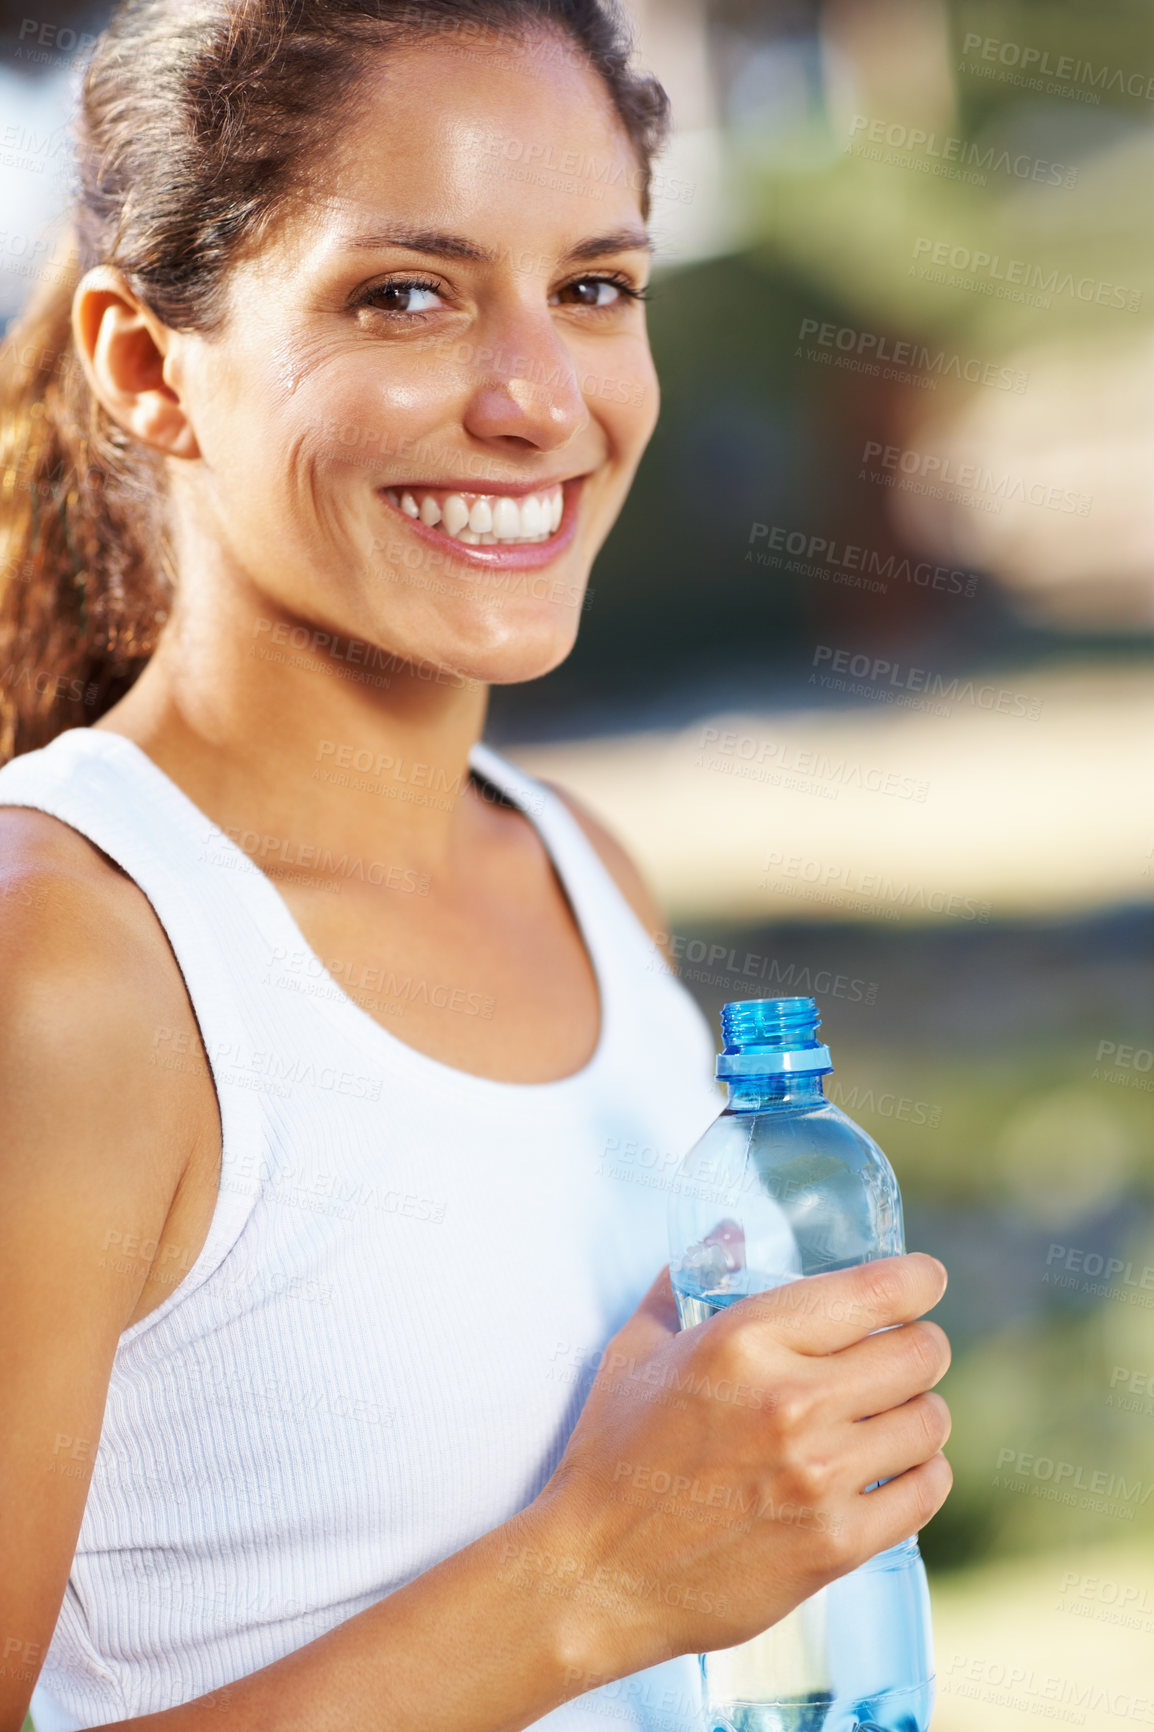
top-left (461, 314), bottom-right (589, 453)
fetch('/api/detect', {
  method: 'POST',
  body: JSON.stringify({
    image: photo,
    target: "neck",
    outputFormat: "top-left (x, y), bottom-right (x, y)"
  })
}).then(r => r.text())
top-left (726, 1075), bottom-right (827, 1111)
top-left (96, 582), bottom-right (493, 881)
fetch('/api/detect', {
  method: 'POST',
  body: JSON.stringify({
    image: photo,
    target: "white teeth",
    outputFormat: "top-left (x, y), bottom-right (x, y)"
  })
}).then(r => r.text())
top-left (492, 496), bottom-right (521, 539)
top-left (442, 494), bottom-right (470, 536)
top-left (386, 483), bottom-right (568, 545)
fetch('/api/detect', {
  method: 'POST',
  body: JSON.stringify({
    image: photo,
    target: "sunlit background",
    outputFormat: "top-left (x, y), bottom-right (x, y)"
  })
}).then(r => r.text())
top-left (3, 2), bottom-right (1153, 1727)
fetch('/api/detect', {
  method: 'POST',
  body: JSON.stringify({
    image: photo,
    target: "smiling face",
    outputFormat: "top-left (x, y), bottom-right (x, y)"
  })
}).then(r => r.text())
top-left (165, 27), bottom-right (660, 686)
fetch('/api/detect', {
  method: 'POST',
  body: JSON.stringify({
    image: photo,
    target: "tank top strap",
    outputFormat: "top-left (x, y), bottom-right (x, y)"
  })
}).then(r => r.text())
top-left (468, 739), bottom-right (662, 989)
top-left (0, 730), bottom-right (668, 1074)
top-left (0, 727), bottom-right (267, 1329)
top-left (0, 727), bottom-right (283, 1025)
top-left (0, 727), bottom-right (668, 1110)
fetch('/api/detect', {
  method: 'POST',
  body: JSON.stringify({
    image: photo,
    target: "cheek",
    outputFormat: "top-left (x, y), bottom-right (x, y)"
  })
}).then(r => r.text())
top-left (243, 350), bottom-right (470, 479)
top-left (593, 358), bottom-right (659, 466)
top-left (284, 397), bottom-right (414, 479)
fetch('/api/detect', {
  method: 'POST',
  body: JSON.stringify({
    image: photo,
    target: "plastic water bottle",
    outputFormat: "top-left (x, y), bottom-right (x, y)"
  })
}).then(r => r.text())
top-left (667, 996), bottom-right (935, 1732)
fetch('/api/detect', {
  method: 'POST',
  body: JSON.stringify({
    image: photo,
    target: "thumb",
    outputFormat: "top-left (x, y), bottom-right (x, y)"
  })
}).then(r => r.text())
top-left (611, 1263), bottom-right (681, 1360)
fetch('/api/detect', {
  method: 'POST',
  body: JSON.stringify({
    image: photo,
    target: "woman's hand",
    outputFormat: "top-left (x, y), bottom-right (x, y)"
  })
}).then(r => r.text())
top-left (519, 1253), bottom-right (952, 1686)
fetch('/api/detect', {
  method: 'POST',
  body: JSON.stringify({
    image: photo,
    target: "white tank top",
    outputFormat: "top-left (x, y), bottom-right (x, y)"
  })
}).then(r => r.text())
top-left (0, 727), bottom-right (722, 1732)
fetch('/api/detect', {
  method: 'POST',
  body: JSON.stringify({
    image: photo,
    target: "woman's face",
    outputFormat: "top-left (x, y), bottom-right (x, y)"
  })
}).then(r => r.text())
top-left (167, 28), bottom-right (660, 686)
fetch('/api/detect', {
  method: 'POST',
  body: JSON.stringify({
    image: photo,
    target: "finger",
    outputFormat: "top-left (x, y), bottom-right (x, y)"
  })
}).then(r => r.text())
top-left (726, 1254), bottom-right (948, 1356)
top-left (612, 1264), bottom-right (681, 1357)
top-left (820, 1320), bottom-right (951, 1421)
top-left (848, 1451), bottom-right (954, 1560)
top-left (837, 1392), bottom-right (952, 1490)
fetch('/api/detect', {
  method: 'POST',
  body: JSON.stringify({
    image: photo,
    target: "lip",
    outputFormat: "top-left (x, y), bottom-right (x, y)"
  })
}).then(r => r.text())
top-left (375, 475), bottom-right (586, 571)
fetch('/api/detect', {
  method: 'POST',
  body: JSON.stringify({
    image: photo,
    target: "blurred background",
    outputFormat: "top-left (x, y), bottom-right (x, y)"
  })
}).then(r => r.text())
top-left (3, 1), bottom-right (1152, 1727)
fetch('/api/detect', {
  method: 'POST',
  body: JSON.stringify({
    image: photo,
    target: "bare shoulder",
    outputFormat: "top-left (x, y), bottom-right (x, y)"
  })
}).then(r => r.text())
top-left (0, 804), bottom-right (184, 1010)
top-left (542, 781), bottom-right (667, 943)
top-left (0, 808), bottom-right (218, 1732)
top-left (0, 806), bottom-right (210, 1303)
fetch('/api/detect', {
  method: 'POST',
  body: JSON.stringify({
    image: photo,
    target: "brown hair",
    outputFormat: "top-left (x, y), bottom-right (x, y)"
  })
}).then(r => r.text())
top-left (0, 0), bottom-right (670, 762)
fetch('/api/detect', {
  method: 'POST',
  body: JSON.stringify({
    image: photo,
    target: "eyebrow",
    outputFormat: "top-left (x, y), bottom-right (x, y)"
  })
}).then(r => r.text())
top-left (339, 224), bottom-right (654, 263)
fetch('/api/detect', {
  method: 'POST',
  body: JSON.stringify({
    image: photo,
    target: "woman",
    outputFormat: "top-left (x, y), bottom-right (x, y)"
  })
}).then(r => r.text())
top-left (0, 3), bottom-right (953, 1729)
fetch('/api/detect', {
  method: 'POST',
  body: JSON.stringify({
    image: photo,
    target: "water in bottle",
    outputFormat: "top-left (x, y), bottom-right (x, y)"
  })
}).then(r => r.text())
top-left (667, 996), bottom-right (935, 1732)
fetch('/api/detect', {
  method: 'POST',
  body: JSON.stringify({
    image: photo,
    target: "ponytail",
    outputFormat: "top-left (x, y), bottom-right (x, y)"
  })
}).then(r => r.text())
top-left (0, 234), bottom-right (172, 762)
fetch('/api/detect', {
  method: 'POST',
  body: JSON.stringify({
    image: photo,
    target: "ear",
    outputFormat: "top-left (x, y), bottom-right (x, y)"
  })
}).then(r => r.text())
top-left (72, 266), bottom-right (201, 460)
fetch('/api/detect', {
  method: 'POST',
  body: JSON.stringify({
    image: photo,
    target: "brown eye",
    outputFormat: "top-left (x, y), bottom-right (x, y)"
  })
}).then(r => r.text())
top-left (362, 281), bottom-right (444, 314)
top-left (555, 277), bottom-right (634, 308)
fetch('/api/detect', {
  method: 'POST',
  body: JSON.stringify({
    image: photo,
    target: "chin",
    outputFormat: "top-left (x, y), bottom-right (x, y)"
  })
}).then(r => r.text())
top-left (440, 602), bottom-right (584, 687)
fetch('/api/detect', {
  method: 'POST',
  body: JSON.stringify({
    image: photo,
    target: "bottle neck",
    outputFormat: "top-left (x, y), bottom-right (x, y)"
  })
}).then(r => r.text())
top-left (725, 1072), bottom-right (828, 1111)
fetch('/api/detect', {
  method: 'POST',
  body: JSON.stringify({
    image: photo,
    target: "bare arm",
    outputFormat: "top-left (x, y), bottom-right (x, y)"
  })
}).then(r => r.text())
top-left (91, 1512), bottom-right (594, 1732)
top-left (0, 816), bottom-right (596, 1732)
top-left (86, 1258), bottom-right (951, 1732)
top-left (1, 816), bottom-right (952, 1732)
top-left (0, 817), bottom-right (213, 1732)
